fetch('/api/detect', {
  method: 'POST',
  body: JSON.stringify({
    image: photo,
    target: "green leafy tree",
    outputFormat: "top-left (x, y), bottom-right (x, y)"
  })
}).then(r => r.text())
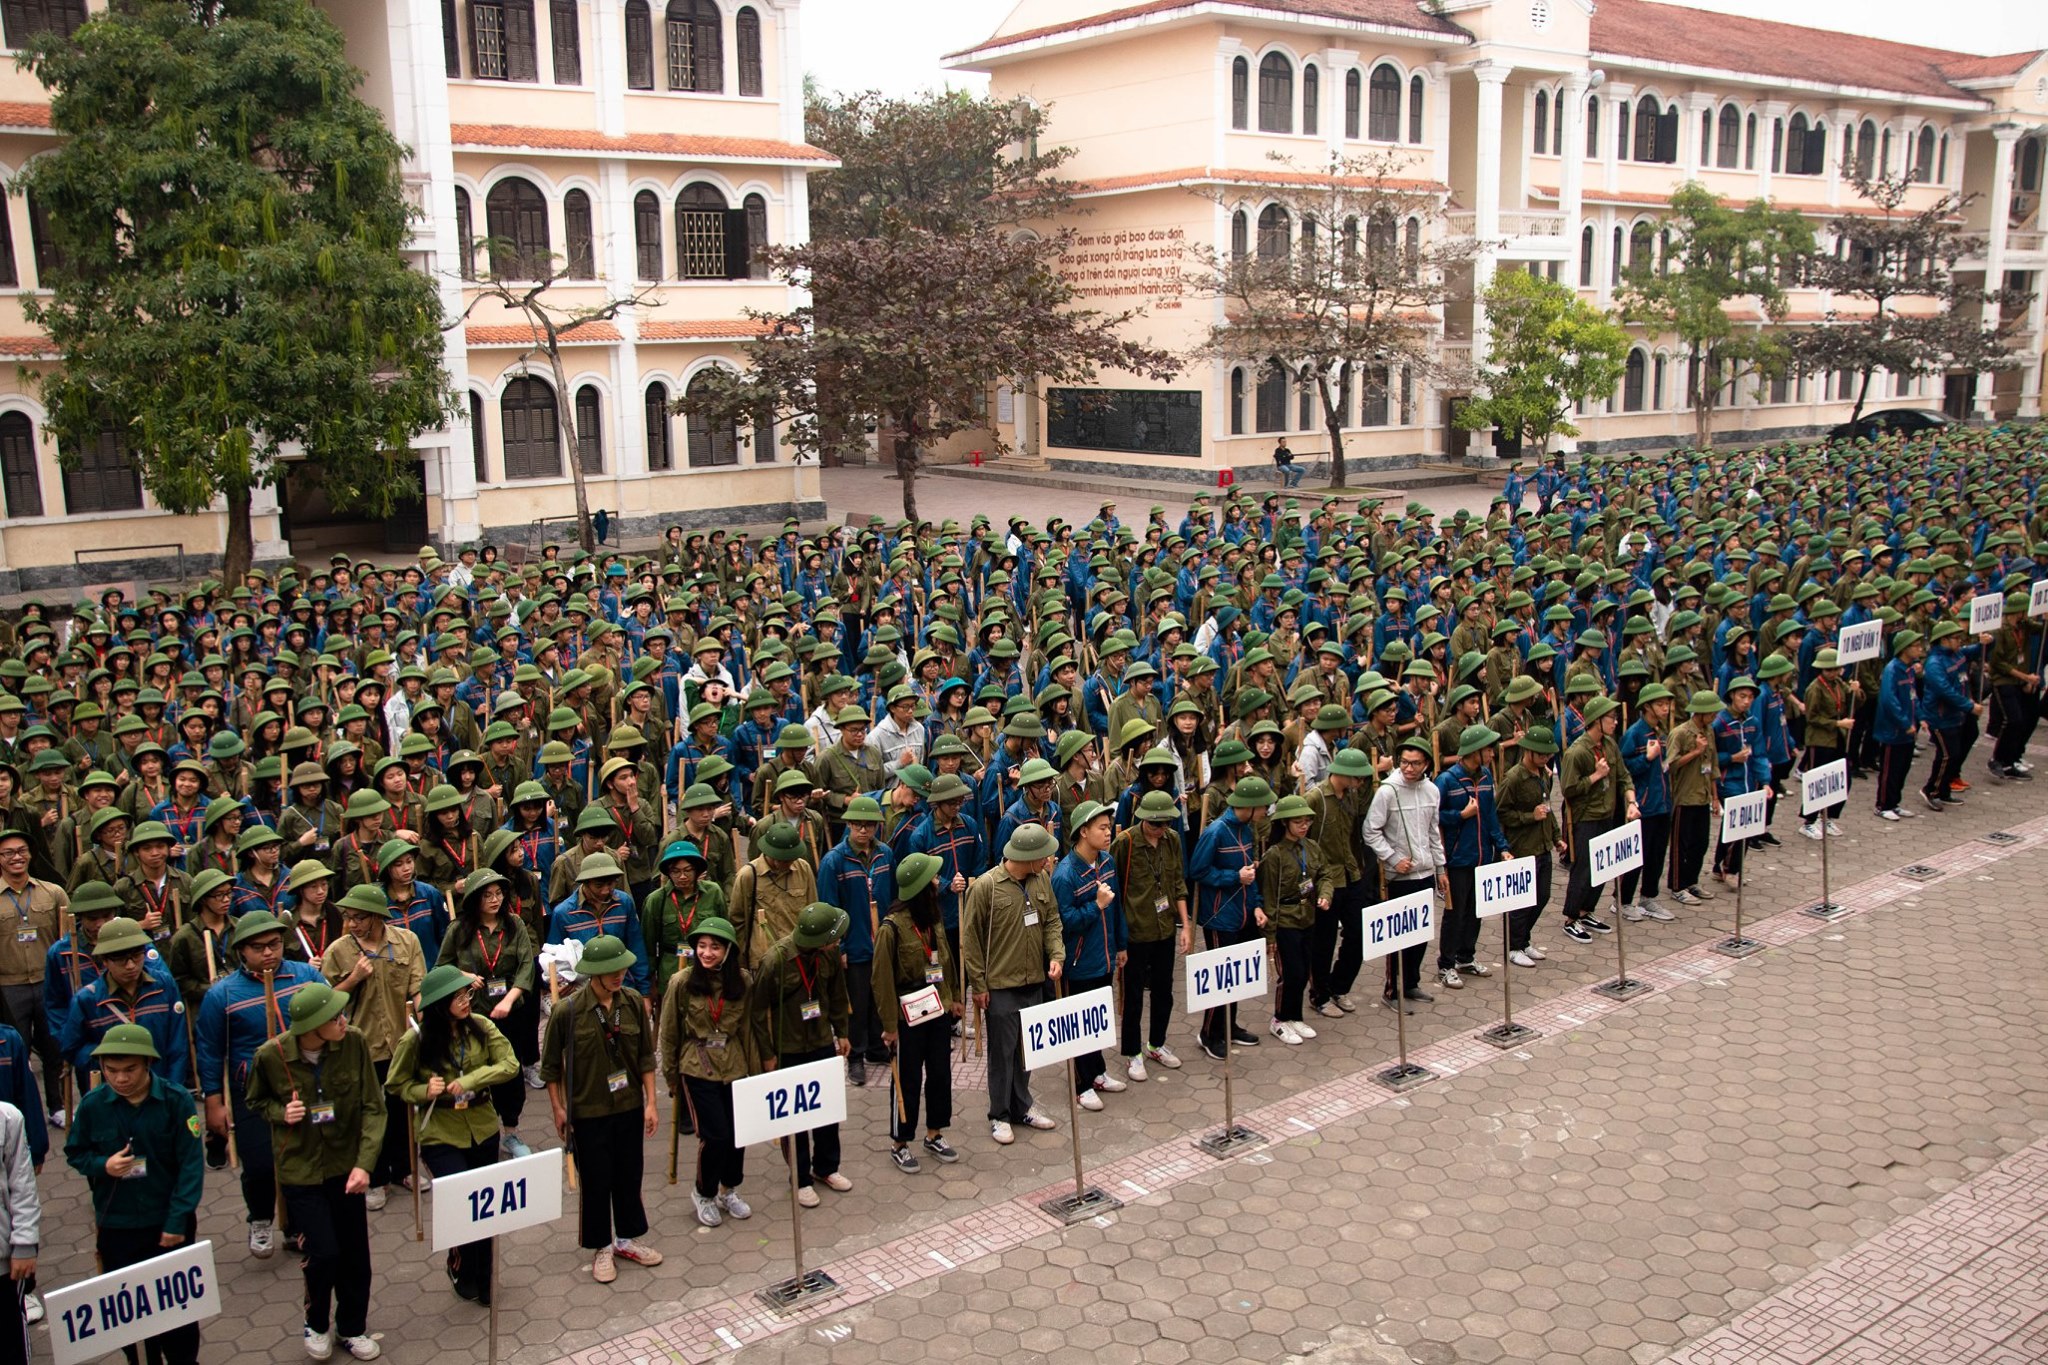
top-left (680, 90), bottom-right (1177, 521)
top-left (1618, 182), bottom-right (1813, 450)
top-left (15, 0), bottom-right (453, 581)
top-left (1458, 269), bottom-right (1629, 457)
top-left (1791, 166), bottom-right (2031, 422)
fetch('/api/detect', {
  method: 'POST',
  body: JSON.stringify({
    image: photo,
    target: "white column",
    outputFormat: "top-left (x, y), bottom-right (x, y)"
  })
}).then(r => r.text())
top-left (1431, 61), bottom-right (1451, 185)
top-left (1560, 74), bottom-right (1588, 287)
top-left (1683, 94), bottom-right (1714, 176)
top-left (1758, 101), bottom-right (1786, 198)
top-left (2019, 270), bottom-right (2045, 419)
top-left (1467, 62), bottom-right (1510, 465)
top-left (1322, 49), bottom-right (1348, 159)
top-left (592, 0), bottom-right (626, 138)
top-left (774, 0), bottom-right (804, 145)
top-left (1603, 83), bottom-right (1632, 194)
top-left (1214, 41), bottom-right (1246, 167)
top-left (1978, 125), bottom-right (2021, 420)
top-left (1826, 107), bottom-right (1852, 207)
top-left (602, 159), bottom-right (647, 487)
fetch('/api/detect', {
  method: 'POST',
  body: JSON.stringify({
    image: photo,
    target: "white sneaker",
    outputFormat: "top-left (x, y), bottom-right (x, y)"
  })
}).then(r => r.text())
top-left (1438, 967), bottom-right (1463, 989)
top-left (1526, 946), bottom-right (1547, 961)
top-left (1023, 1109), bottom-right (1057, 1130)
top-left (1269, 1019), bottom-right (1303, 1045)
top-left (1146, 1044), bottom-right (1182, 1069)
top-left (1675, 887), bottom-right (1705, 906)
top-left (1509, 950), bottom-right (1536, 968)
top-left (1638, 900), bottom-right (1675, 922)
top-left (1333, 994), bottom-right (1356, 1012)
top-left (250, 1220), bottom-right (276, 1259)
top-left (1827, 820), bottom-right (1842, 836)
top-left (1291, 1019), bottom-right (1317, 1039)
top-left (521, 1064), bottom-right (544, 1090)
top-left (342, 1336), bottom-right (381, 1361)
top-left (1093, 1072), bottom-right (1127, 1093)
top-left (304, 1329), bottom-right (335, 1361)
top-left (1622, 903), bottom-right (1647, 922)
top-left (1460, 960), bottom-right (1492, 977)
top-left (795, 1185), bottom-right (820, 1208)
top-left (990, 1120), bottom-right (1015, 1145)
top-left (364, 1186), bottom-right (387, 1211)
top-left (1800, 823), bottom-right (1824, 841)
top-left (1077, 1089), bottom-right (1104, 1111)
top-left (718, 1189), bottom-right (752, 1219)
top-left (1314, 1000), bottom-right (1344, 1018)
top-left (45, 1109), bottom-right (63, 1130)
top-left (692, 1190), bottom-right (722, 1227)
top-left (821, 1172), bottom-right (853, 1192)
top-left (1126, 1054), bottom-right (1148, 1083)
top-left (23, 1292), bottom-right (41, 1325)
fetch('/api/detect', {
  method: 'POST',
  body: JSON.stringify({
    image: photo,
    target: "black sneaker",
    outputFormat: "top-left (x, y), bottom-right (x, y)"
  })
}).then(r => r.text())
top-left (1230, 1026), bottom-right (1260, 1047)
top-left (848, 1059), bottom-right (867, 1087)
top-left (1563, 921), bottom-right (1593, 943)
top-left (1583, 916), bottom-right (1613, 934)
top-left (922, 1135), bottom-right (960, 1164)
top-left (1199, 1036), bottom-right (1228, 1061)
top-left (1403, 988), bottom-right (1434, 1003)
top-left (890, 1145), bottom-right (921, 1174)
top-left (1758, 832), bottom-right (1782, 847)
top-left (1380, 994), bottom-right (1415, 1015)
top-left (205, 1132), bottom-right (228, 1171)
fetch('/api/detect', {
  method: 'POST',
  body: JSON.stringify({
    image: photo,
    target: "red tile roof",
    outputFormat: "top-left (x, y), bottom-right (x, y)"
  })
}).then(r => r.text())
top-left (0, 102), bottom-right (51, 131)
top-left (638, 320), bottom-right (773, 341)
top-left (1075, 165), bottom-right (1446, 195)
top-left (1936, 51), bottom-right (2042, 81)
top-left (0, 336), bottom-right (51, 356)
top-left (1589, 0), bottom-right (1999, 103)
top-left (948, 0), bottom-right (1467, 61)
top-left (450, 124), bottom-right (836, 163)
top-left (463, 322), bottom-right (622, 346)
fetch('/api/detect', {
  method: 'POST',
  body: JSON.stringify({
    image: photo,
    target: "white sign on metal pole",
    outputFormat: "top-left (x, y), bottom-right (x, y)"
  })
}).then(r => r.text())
top-left (1969, 591), bottom-right (2003, 635)
top-left (46, 1241), bottom-right (221, 1365)
top-left (1801, 759), bottom-right (1849, 816)
top-left (1835, 620), bottom-right (1883, 666)
top-left (1587, 821), bottom-right (1644, 887)
top-left (431, 1149), bottom-right (564, 1253)
top-left (1361, 887), bottom-right (1436, 961)
top-left (733, 1055), bottom-right (849, 1146)
top-left (1183, 939), bottom-right (1268, 1012)
top-left (1719, 789), bottom-right (1771, 843)
top-left (1475, 856), bottom-right (1538, 919)
top-left (1019, 985), bottom-right (1116, 1071)
top-left (2031, 580), bottom-right (2048, 619)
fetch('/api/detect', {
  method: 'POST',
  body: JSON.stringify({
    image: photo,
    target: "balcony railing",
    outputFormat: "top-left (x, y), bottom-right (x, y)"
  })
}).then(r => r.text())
top-left (2007, 230), bottom-right (2045, 254)
top-left (1444, 210), bottom-right (1567, 240)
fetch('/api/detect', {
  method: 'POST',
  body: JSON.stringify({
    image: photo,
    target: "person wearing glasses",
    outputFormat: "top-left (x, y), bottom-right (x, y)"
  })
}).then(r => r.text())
top-left (319, 885), bottom-right (425, 1213)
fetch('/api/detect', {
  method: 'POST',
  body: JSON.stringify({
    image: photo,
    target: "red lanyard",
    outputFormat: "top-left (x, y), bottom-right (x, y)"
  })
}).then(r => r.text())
top-left (477, 924), bottom-right (505, 976)
top-left (793, 951), bottom-right (816, 999)
top-left (442, 837), bottom-right (469, 871)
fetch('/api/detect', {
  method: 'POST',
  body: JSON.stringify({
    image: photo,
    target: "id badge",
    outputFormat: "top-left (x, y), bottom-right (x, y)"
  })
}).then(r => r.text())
top-left (799, 998), bottom-right (822, 1022)
top-left (309, 1102), bottom-right (337, 1125)
top-left (1298, 878), bottom-right (1315, 899)
top-left (487, 979), bottom-right (509, 998)
top-left (14, 930), bottom-right (34, 944)
top-left (678, 944), bottom-right (695, 962)
top-left (453, 1093), bottom-right (470, 1110)
top-left (1155, 897), bottom-right (1170, 916)
top-left (703, 1031), bottom-right (727, 1050)
top-left (123, 1157), bottom-right (148, 1180)
top-left (605, 1069), bottom-right (631, 1094)
top-left (1022, 912), bottom-right (1038, 927)
top-left (925, 966), bottom-right (946, 985)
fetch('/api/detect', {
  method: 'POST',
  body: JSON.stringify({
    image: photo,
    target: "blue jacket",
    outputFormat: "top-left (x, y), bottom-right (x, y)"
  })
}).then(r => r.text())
top-left (1921, 644), bottom-right (1974, 730)
top-left (0, 1026), bottom-right (48, 1165)
top-left (1874, 656), bottom-right (1921, 745)
top-left (1711, 706), bottom-right (1769, 797)
top-left (1620, 718), bottom-right (1672, 818)
top-left (993, 796), bottom-right (1064, 867)
top-left (385, 881), bottom-right (450, 950)
top-left (1051, 849), bottom-right (1125, 981)
top-left (1190, 809), bottom-right (1261, 934)
top-left (195, 960), bottom-right (326, 1101)
top-left (905, 814), bottom-right (983, 934)
top-left (545, 889), bottom-right (650, 994)
top-left (816, 836), bottom-right (894, 964)
top-left (42, 937), bottom-right (102, 1042)
top-left (62, 962), bottom-right (188, 1084)
top-left (1434, 765), bottom-right (1507, 867)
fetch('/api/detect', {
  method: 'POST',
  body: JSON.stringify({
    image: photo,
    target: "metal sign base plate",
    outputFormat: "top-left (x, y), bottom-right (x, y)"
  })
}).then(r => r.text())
top-left (1802, 900), bottom-right (1849, 920)
top-left (1897, 864), bottom-right (1941, 881)
top-left (756, 1270), bottom-right (842, 1314)
top-left (1479, 1021), bottom-right (1541, 1050)
top-left (1040, 1187), bottom-right (1123, 1225)
top-left (1592, 977), bottom-right (1651, 1000)
top-left (1712, 935), bottom-right (1765, 959)
top-left (1194, 1125), bottom-right (1266, 1159)
top-left (1373, 1061), bottom-right (1436, 1092)
top-left (1982, 831), bottom-right (2022, 846)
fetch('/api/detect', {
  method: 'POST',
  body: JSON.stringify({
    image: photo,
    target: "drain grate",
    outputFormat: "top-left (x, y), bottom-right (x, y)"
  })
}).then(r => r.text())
top-left (1896, 864), bottom-right (1941, 881)
top-left (1982, 831), bottom-right (2022, 846)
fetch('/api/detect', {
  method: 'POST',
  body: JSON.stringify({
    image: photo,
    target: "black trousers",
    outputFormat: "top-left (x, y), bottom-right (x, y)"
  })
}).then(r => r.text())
top-left (889, 1015), bottom-right (953, 1143)
top-left (1618, 813), bottom-right (1670, 904)
top-left (1670, 807), bottom-right (1710, 892)
top-left (775, 1045), bottom-right (840, 1185)
top-left (844, 966), bottom-right (890, 1065)
top-left (282, 1176), bottom-right (372, 1338)
top-left (1312, 878), bottom-right (1368, 1004)
top-left (1563, 816), bottom-right (1615, 920)
top-left (371, 1060), bottom-right (410, 1187)
top-left (1923, 725), bottom-right (1967, 799)
top-left (682, 1075), bottom-right (743, 1198)
top-left (1991, 685), bottom-right (2038, 765)
top-left (0, 1279), bottom-right (22, 1365)
top-left (571, 1108), bottom-right (648, 1249)
top-left (1199, 925), bottom-right (1258, 1047)
top-left (0, 984), bottom-right (58, 1112)
top-left (1876, 740), bottom-right (1915, 812)
top-left (98, 1221), bottom-right (201, 1365)
top-left (1119, 938), bottom-right (1174, 1055)
top-left (1439, 866), bottom-right (1479, 970)
top-left (1380, 876), bottom-right (1433, 995)
top-left (1066, 974), bottom-right (1111, 1094)
top-left (1274, 925), bottom-right (1310, 1021)
top-left (490, 992), bottom-right (539, 1129)
top-left (1802, 744), bottom-right (1848, 822)
top-left (1851, 691), bottom-right (1881, 770)
top-left (1508, 853), bottom-right (1551, 952)
top-left (228, 1087), bottom-right (276, 1223)
top-left (420, 1137), bottom-right (500, 1296)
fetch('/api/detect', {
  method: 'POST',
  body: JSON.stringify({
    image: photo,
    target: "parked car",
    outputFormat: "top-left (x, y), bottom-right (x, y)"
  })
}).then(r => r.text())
top-left (1827, 407), bottom-right (1951, 442)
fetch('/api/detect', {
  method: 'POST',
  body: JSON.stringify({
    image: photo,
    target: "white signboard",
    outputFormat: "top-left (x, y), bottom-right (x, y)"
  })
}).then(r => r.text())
top-left (1361, 887), bottom-right (1437, 962)
top-left (1019, 985), bottom-right (1116, 1071)
top-left (431, 1149), bottom-right (563, 1253)
top-left (1587, 820), bottom-right (1644, 887)
top-left (1970, 591), bottom-right (2004, 635)
top-left (1719, 789), bottom-right (1771, 843)
top-left (732, 1055), bottom-right (849, 1146)
top-left (1801, 759), bottom-right (1849, 816)
top-left (47, 1241), bottom-right (221, 1365)
top-left (1475, 856), bottom-right (1539, 920)
top-left (1835, 620), bottom-right (1883, 667)
top-left (2030, 580), bottom-right (2048, 619)
top-left (1183, 939), bottom-right (1269, 1012)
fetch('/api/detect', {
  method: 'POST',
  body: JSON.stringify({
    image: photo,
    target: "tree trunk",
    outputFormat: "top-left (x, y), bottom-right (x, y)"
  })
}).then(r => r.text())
top-left (1691, 355), bottom-right (1715, 451)
top-left (542, 334), bottom-right (594, 551)
top-left (221, 482), bottom-right (254, 586)
top-left (1320, 381), bottom-right (1346, 491)
top-left (1850, 367), bottom-right (1875, 424)
top-left (893, 414), bottom-right (920, 524)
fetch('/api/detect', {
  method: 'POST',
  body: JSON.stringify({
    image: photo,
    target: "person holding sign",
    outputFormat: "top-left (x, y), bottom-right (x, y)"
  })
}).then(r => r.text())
top-left (1710, 678), bottom-right (1768, 885)
top-left (1494, 726), bottom-right (1563, 967)
top-left (870, 856), bottom-right (961, 1172)
top-left (1434, 727), bottom-right (1507, 990)
top-left (1303, 748), bottom-right (1372, 1017)
top-left (1800, 649), bottom-right (1856, 838)
top-left (1361, 745), bottom-right (1443, 1009)
top-left (1617, 686), bottom-right (1676, 922)
top-left (1873, 629), bottom-right (1925, 821)
top-left (1258, 796), bottom-right (1329, 1043)
top-left (1985, 592), bottom-right (2039, 781)
top-left (64, 1023), bottom-right (203, 1365)
top-left (1919, 622), bottom-right (1984, 811)
top-left (386, 964), bottom-right (518, 1304)
top-left (539, 934), bottom-right (662, 1283)
top-left (1190, 777), bottom-right (1272, 1055)
top-left (1665, 694), bottom-right (1723, 906)
top-left (657, 915), bottom-right (758, 1226)
top-left (959, 825), bottom-right (1063, 1145)
top-left (1110, 791), bottom-right (1188, 1080)
top-left (1558, 698), bottom-right (1636, 943)
top-left (1051, 804), bottom-right (1126, 1108)
top-left (747, 905), bottom-right (853, 1203)
top-left (245, 982), bottom-right (386, 1361)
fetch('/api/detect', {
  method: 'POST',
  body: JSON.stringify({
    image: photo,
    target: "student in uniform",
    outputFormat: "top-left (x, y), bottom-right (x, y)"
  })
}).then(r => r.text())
top-left (1110, 790), bottom-right (1188, 1081)
top-left (747, 904), bottom-right (853, 1205)
top-left (1494, 726), bottom-right (1564, 967)
top-left (1362, 743), bottom-right (1444, 1011)
top-left (1050, 803), bottom-right (1126, 1111)
top-left (1800, 648), bottom-right (1855, 838)
top-left (657, 916), bottom-right (758, 1228)
top-left (872, 855), bottom-right (962, 1173)
top-left (1259, 794), bottom-right (1330, 1044)
top-left (433, 870), bottom-right (538, 1158)
top-left (1434, 726), bottom-right (1506, 990)
top-left (1189, 776), bottom-right (1272, 1055)
top-left (319, 884), bottom-right (426, 1210)
top-left (64, 1023), bottom-right (205, 1365)
top-left (539, 934), bottom-right (662, 1284)
top-left (245, 981), bottom-right (386, 1361)
top-left (387, 964), bottom-right (519, 1303)
top-left (959, 825), bottom-right (1064, 1145)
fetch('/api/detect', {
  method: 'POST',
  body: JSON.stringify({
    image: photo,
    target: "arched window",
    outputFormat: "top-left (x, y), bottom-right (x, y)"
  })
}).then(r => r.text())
top-left (1408, 74), bottom-right (1424, 142)
top-left (1365, 211), bottom-right (1393, 263)
top-left (2020, 137), bottom-right (2043, 194)
top-left (1653, 355), bottom-right (1667, 409)
top-left (1880, 127), bottom-right (1892, 175)
top-left (1617, 98), bottom-right (1630, 160)
top-left (1533, 89), bottom-right (1549, 154)
top-left (1301, 63), bottom-right (1318, 135)
top-left (468, 0), bottom-right (538, 81)
top-left (483, 177), bottom-right (549, 278)
top-left (1717, 104), bottom-right (1740, 168)
top-left (744, 193), bottom-right (769, 278)
top-left (0, 412), bottom-right (40, 518)
top-left (1229, 368), bottom-right (1246, 435)
top-left (62, 424), bottom-right (141, 515)
top-left (1579, 223), bottom-right (1594, 287)
top-left (1341, 216), bottom-right (1359, 276)
top-left (1632, 95), bottom-right (1662, 162)
top-left (1254, 361), bottom-right (1288, 433)
top-left (1367, 64), bottom-right (1400, 141)
top-left (623, 0), bottom-right (654, 88)
top-left (1586, 94), bottom-right (1599, 158)
top-left (1938, 132), bottom-right (1948, 182)
top-left (1745, 113), bottom-right (1757, 169)
top-left (500, 376), bottom-right (561, 479)
top-left (1403, 217), bottom-right (1419, 280)
top-left (1230, 210), bottom-right (1248, 261)
top-left (644, 382), bottom-right (674, 470)
top-left (1256, 204), bottom-right (1289, 261)
top-left (1610, 225), bottom-right (1623, 285)
top-left (550, 0), bottom-right (581, 83)
top-left (453, 187), bottom-right (475, 281)
top-left (1630, 221), bottom-right (1654, 272)
top-left (1786, 113), bottom-right (1810, 175)
top-left (665, 0), bottom-right (722, 93)
top-left (1297, 371), bottom-right (1313, 430)
top-left (685, 369), bottom-right (739, 466)
top-left (1362, 365), bottom-right (1389, 426)
top-left (1622, 349), bottom-right (1647, 412)
top-left (563, 189), bottom-right (593, 277)
top-left (1257, 53), bottom-right (1293, 133)
top-left (676, 182), bottom-right (736, 279)
top-left (1854, 119), bottom-right (1876, 178)
top-left (574, 384), bottom-right (603, 473)
top-left (736, 6), bottom-right (762, 96)
top-left (1913, 126), bottom-right (1936, 181)
top-left (1344, 68), bottom-right (1361, 139)
top-left (1231, 56), bottom-right (1249, 130)
top-left (468, 391), bottom-right (489, 484)
top-left (634, 191), bottom-right (662, 280)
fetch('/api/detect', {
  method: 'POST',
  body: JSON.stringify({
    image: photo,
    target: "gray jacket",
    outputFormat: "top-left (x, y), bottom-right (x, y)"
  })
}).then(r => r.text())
top-left (0, 1102), bottom-right (40, 1258)
top-left (1363, 774), bottom-right (1445, 879)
